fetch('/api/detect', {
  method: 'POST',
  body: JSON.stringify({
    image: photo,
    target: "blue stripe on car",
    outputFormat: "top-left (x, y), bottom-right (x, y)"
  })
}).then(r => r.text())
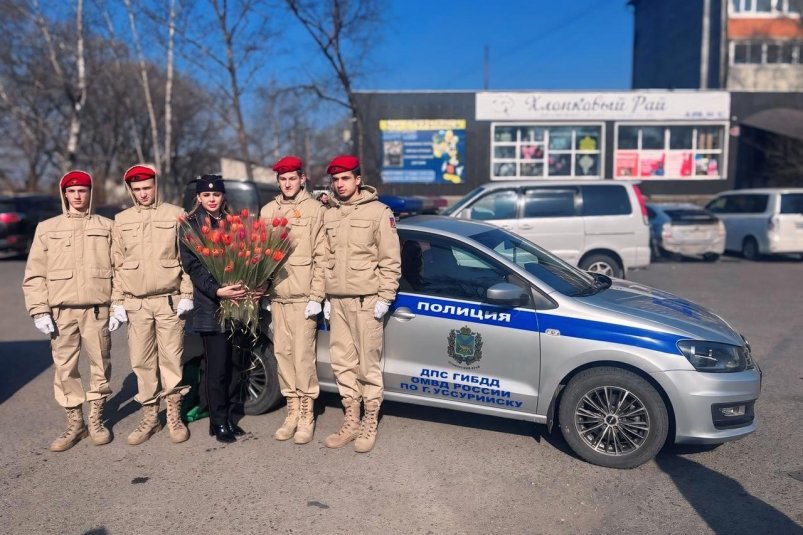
top-left (392, 292), bottom-right (684, 356)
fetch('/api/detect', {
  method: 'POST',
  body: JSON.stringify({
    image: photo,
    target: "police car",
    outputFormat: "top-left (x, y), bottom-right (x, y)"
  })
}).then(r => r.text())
top-left (244, 216), bottom-right (761, 469)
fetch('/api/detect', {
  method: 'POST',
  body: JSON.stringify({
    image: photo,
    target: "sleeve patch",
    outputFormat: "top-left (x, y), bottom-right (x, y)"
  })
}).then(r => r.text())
top-left (389, 216), bottom-right (396, 229)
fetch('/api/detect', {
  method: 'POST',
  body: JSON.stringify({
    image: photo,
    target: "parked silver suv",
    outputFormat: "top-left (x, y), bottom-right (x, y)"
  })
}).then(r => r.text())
top-left (442, 180), bottom-right (651, 278)
top-left (706, 188), bottom-right (803, 260)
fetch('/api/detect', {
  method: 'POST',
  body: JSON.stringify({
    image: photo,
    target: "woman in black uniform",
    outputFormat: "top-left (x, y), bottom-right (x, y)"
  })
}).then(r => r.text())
top-left (179, 175), bottom-right (247, 443)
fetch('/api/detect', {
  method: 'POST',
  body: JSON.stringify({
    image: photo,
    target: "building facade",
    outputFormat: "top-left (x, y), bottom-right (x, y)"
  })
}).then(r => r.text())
top-left (631, 0), bottom-right (803, 91)
top-left (354, 90), bottom-right (739, 199)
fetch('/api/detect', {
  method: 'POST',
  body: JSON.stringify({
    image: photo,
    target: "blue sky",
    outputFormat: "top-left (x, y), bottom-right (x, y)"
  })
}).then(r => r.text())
top-left (357, 0), bottom-right (634, 91)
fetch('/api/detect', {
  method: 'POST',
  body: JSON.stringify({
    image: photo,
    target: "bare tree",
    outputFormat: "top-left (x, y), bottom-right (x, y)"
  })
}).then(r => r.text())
top-left (0, 0), bottom-right (81, 190)
top-left (31, 0), bottom-right (88, 172)
top-left (177, 0), bottom-right (276, 181)
top-left (284, 0), bottom-right (383, 162)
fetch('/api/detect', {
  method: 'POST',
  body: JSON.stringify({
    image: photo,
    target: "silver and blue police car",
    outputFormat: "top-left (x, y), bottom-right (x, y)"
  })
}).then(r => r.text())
top-left (242, 216), bottom-right (760, 469)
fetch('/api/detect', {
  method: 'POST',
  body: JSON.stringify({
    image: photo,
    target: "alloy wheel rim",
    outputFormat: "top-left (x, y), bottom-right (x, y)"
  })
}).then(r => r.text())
top-left (245, 354), bottom-right (267, 401)
top-left (586, 262), bottom-right (614, 277)
top-left (573, 386), bottom-right (650, 456)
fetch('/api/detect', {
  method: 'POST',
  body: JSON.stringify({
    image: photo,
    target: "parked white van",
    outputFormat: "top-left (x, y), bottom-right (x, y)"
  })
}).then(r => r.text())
top-left (442, 180), bottom-right (651, 278)
top-left (705, 188), bottom-right (803, 260)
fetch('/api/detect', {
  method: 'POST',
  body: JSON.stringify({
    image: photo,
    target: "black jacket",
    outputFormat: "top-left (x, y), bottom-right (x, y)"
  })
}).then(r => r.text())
top-left (180, 211), bottom-right (223, 333)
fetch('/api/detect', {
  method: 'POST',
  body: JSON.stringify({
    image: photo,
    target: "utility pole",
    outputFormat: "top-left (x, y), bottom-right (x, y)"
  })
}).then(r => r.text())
top-left (483, 44), bottom-right (490, 90)
top-left (700, 0), bottom-right (711, 89)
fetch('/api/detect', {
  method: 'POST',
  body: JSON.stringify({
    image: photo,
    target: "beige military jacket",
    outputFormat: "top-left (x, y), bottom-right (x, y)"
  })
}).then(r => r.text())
top-left (260, 189), bottom-right (326, 303)
top-left (112, 201), bottom-right (193, 304)
top-left (23, 191), bottom-right (114, 316)
top-left (323, 185), bottom-right (401, 303)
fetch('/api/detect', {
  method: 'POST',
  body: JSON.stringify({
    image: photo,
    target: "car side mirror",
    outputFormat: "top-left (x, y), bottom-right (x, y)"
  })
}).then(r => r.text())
top-left (485, 282), bottom-right (528, 306)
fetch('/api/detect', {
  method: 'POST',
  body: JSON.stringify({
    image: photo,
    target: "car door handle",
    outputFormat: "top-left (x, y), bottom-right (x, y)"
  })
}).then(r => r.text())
top-left (519, 224), bottom-right (533, 230)
top-left (392, 307), bottom-right (416, 320)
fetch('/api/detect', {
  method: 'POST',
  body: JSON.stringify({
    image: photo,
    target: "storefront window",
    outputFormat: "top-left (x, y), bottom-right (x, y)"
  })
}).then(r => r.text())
top-left (491, 123), bottom-right (602, 179)
top-left (614, 124), bottom-right (727, 180)
top-left (731, 0), bottom-right (799, 14)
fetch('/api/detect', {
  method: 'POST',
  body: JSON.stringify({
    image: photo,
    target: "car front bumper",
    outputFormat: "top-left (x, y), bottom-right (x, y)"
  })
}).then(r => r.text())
top-left (652, 368), bottom-right (761, 444)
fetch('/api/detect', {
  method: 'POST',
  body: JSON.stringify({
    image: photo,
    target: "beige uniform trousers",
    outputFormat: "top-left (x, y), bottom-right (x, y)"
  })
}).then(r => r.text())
top-left (272, 301), bottom-right (320, 399)
top-left (329, 295), bottom-right (385, 403)
top-left (125, 295), bottom-right (186, 405)
top-left (51, 306), bottom-right (112, 408)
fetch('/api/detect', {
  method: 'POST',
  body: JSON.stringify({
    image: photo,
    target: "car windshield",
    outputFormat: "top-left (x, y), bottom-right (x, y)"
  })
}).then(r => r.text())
top-left (441, 186), bottom-right (485, 216)
top-left (780, 193), bottom-right (803, 214)
top-left (664, 208), bottom-right (718, 224)
top-left (469, 227), bottom-right (598, 296)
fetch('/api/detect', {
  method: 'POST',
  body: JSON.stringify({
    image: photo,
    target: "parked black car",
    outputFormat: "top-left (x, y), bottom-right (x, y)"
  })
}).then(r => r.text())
top-left (0, 194), bottom-right (63, 257)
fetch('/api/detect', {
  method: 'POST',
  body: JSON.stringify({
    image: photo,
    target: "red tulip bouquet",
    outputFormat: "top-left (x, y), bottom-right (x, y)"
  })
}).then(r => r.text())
top-left (179, 208), bottom-right (293, 336)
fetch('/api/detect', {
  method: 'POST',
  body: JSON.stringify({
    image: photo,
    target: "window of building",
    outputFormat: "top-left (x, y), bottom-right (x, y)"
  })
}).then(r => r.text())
top-left (491, 124), bottom-right (603, 179)
top-left (731, 0), bottom-right (800, 15)
top-left (614, 124), bottom-right (727, 180)
top-left (732, 41), bottom-right (803, 64)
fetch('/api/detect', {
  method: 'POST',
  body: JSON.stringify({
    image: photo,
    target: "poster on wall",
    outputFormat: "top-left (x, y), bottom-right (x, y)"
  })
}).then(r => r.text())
top-left (379, 119), bottom-right (466, 184)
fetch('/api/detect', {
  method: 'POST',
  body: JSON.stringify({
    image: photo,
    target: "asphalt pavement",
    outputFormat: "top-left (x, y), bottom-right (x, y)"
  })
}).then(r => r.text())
top-left (0, 254), bottom-right (801, 535)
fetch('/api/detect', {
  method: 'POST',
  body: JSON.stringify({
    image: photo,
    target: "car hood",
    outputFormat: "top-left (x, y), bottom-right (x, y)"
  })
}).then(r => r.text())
top-left (578, 279), bottom-right (743, 346)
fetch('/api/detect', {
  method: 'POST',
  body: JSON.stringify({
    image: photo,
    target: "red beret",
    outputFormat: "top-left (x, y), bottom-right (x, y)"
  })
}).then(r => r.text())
top-left (60, 170), bottom-right (92, 190)
top-left (273, 156), bottom-right (303, 175)
top-left (124, 164), bottom-right (156, 183)
top-left (326, 155), bottom-right (360, 175)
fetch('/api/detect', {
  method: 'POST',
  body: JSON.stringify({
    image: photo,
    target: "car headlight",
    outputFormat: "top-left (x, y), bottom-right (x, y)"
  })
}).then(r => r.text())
top-left (677, 340), bottom-right (754, 373)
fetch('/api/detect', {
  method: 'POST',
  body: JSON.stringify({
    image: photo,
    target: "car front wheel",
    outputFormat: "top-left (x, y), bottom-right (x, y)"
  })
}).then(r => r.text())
top-left (742, 237), bottom-right (760, 261)
top-left (558, 367), bottom-right (669, 469)
top-left (579, 253), bottom-right (623, 279)
top-left (233, 333), bottom-right (282, 415)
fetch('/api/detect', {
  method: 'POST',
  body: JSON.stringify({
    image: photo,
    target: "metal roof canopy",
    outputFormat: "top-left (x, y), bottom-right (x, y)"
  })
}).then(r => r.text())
top-left (740, 108), bottom-right (803, 142)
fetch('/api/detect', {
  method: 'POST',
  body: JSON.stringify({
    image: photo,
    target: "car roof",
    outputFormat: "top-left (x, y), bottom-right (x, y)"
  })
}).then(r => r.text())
top-left (478, 179), bottom-right (639, 189)
top-left (715, 188), bottom-right (803, 195)
top-left (398, 215), bottom-right (499, 237)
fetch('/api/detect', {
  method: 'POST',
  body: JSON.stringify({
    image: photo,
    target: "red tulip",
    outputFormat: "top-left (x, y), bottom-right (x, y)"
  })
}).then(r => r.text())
top-left (272, 250), bottom-right (284, 261)
top-left (238, 229), bottom-right (246, 240)
top-left (280, 217), bottom-right (288, 226)
top-left (271, 217), bottom-right (280, 227)
top-left (259, 232), bottom-right (267, 243)
top-left (251, 256), bottom-right (260, 265)
top-left (195, 245), bottom-right (203, 253)
top-left (201, 225), bottom-right (210, 235)
top-left (226, 214), bottom-right (235, 223)
top-left (240, 208), bottom-right (249, 219)
top-left (224, 262), bottom-right (234, 273)
top-left (177, 213), bottom-right (187, 223)
top-left (209, 231), bottom-right (221, 244)
top-left (201, 247), bottom-right (211, 257)
top-left (280, 229), bottom-right (289, 240)
top-left (253, 247), bottom-right (262, 255)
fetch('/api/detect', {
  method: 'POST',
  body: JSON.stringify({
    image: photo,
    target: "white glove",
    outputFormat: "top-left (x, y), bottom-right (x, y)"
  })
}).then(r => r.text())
top-left (323, 300), bottom-right (331, 320)
top-left (373, 300), bottom-right (390, 320)
top-left (260, 297), bottom-right (271, 311)
top-left (109, 304), bottom-right (128, 332)
top-left (34, 315), bottom-right (55, 335)
top-left (176, 298), bottom-right (194, 317)
top-left (304, 300), bottom-right (322, 319)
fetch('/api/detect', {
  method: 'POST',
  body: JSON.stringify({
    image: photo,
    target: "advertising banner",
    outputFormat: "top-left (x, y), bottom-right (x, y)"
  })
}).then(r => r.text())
top-left (380, 119), bottom-right (466, 184)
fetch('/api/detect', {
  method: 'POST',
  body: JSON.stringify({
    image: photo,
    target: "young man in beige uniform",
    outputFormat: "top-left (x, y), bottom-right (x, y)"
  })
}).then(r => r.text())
top-left (23, 170), bottom-right (117, 452)
top-left (321, 155), bottom-right (401, 453)
top-left (260, 156), bottom-right (326, 444)
top-left (112, 164), bottom-right (194, 445)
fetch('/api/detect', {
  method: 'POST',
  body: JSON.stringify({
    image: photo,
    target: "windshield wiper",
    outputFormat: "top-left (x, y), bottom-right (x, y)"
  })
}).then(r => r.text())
top-left (575, 273), bottom-right (612, 297)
